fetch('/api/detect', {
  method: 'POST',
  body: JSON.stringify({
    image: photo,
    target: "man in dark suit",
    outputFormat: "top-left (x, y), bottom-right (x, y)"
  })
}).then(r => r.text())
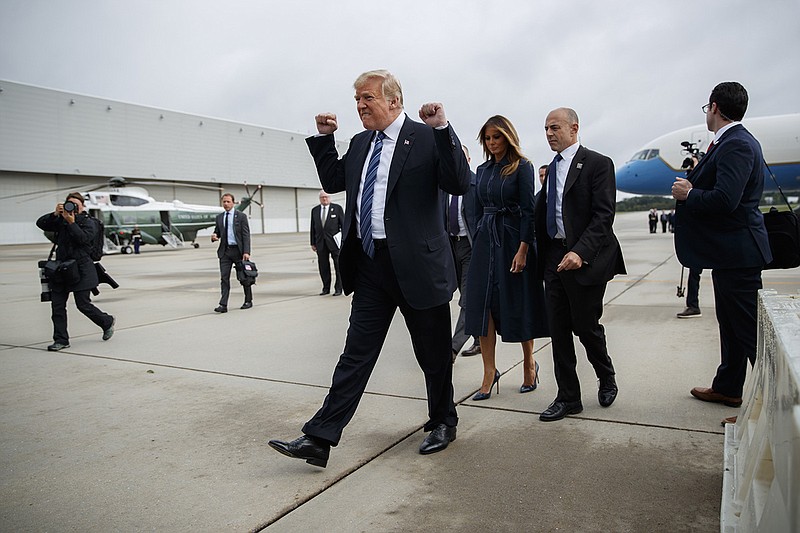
top-left (535, 107), bottom-right (626, 422)
top-left (269, 69), bottom-right (470, 467)
top-left (211, 193), bottom-right (252, 312)
top-left (310, 190), bottom-right (344, 296)
top-left (672, 82), bottom-right (771, 419)
top-left (448, 145), bottom-right (480, 361)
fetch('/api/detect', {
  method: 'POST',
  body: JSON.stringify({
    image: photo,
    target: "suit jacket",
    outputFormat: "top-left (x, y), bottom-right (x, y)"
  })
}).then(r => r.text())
top-left (306, 115), bottom-right (471, 309)
top-left (310, 202), bottom-right (344, 251)
top-left (674, 124), bottom-right (771, 269)
top-left (442, 170), bottom-right (478, 246)
top-left (213, 209), bottom-right (251, 258)
top-left (535, 145), bottom-right (626, 285)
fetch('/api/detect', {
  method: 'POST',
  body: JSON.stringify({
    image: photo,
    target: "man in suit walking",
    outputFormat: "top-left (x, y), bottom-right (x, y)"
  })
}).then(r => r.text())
top-left (269, 69), bottom-right (470, 467)
top-left (211, 193), bottom-right (252, 312)
top-left (672, 82), bottom-right (771, 422)
top-left (448, 145), bottom-right (480, 361)
top-left (535, 107), bottom-right (626, 422)
top-left (310, 190), bottom-right (344, 296)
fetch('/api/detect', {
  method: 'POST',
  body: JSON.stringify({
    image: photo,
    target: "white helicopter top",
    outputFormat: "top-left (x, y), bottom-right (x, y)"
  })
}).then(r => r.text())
top-left (84, 186), bottom-right (225, 214)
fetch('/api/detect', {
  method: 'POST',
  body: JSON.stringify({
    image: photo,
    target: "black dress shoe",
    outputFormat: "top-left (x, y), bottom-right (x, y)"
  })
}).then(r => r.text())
top-left (214, 305), bottom-right (227, 313)
top-left (332, 290), bottom-right (342, 296)
top-left (539, 400), bottom-right (583, 422)
top-left (240, 302), bottom-right (253, 309)
top-left (268, 435), bottom-right (330, 468)
top-left (419, 424), bottom-right (456, 455)
top-left (598, 375), bottom-right (618, 407)
top-left (319, 290), bottom-right (330, 296)
top-left (461, 343), bottom-right (481, 356)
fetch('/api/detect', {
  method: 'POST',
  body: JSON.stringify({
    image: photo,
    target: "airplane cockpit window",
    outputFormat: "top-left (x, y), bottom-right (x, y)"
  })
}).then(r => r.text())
top-left (630, 149), bottom-right (660, 161)
top-left (110, 195), bottom-right (147, 206)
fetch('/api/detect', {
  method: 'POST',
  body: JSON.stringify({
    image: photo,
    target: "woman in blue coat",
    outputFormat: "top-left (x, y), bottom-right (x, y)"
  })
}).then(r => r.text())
top-left (465, 115), bottom-right (549, 400)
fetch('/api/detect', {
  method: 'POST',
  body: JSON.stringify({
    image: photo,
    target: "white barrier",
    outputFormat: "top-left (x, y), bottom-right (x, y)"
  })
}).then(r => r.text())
top-left (721, 290), bottom-right (800, 532)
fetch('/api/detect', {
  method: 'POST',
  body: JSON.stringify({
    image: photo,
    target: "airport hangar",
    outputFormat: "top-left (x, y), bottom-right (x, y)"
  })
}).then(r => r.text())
top-left (0, 79), bottom-right (348, 246)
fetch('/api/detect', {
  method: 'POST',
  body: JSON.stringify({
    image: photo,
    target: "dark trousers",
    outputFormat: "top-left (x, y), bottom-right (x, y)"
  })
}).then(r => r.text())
top-left (316, 242), bottom-right (342, 293)
top-left (219, 245), bottom-right (252, 307)
top-left (710, 267), bottom-right (761, 398)
top-left (686, 268), bottom-right (702, 309)
top-left (303, 244), bottom-right (458, 445)
top-left (449, 236), bottom-right (477, 352)
top-left (543, 240), bottom-right (615, 403)
top-left (51, 289), bottom-right (113, 344)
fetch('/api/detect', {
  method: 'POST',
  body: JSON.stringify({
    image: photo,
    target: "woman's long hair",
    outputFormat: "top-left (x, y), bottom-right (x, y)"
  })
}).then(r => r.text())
top-left (477, 115), bottom-right (526, 176)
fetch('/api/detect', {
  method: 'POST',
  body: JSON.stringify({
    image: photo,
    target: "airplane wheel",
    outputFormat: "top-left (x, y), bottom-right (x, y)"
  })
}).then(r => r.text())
top-left (193, 243), bottom-right (200, 249)
top-left (122, 246), bottom-right (132, 254)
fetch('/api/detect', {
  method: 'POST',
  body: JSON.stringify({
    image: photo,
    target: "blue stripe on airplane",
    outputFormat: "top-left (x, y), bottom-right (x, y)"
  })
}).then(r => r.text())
top-left (616, 157), bottom-right (800, 196)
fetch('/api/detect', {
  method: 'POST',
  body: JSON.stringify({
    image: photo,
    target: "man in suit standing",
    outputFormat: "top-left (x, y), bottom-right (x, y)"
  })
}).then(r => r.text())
top-left (538, 165), bottom-right (548, 190)
top-left (269, 69), bottom-right (470, 467)
top-left (310, 190), bottom-right (344, 296)
top-left (211, 193), bottom-right (252, 312)
top-left (535, 107), bottom-right (626, 422)
top-left (672, 82), bottom-right (771, 422)
top-left (448, 145), bottom-right (480, 361)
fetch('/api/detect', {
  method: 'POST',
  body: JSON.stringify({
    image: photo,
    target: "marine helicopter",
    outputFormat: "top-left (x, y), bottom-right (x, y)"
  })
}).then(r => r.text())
top-left (7, 177), bottom-right (262, 254)
top-left (84, 178), bottom-right (263, 254)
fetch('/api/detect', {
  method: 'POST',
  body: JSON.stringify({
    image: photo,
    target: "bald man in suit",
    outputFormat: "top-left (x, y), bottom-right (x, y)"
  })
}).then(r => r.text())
top-left (310, 190), bottom-right (344, 296)
top-left (535, 107), bottom-right (626, 422)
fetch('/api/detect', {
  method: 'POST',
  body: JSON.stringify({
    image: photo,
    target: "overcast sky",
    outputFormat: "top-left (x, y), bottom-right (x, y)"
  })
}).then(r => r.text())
top-left (2, 0), bottom-right (799, 186)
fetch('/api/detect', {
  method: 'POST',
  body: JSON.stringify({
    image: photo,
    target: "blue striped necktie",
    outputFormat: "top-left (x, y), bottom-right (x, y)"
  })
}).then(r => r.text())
top-left (546, 153), bottom-right (563, 239)
top-left (360, 131), bottom-right (385, 258)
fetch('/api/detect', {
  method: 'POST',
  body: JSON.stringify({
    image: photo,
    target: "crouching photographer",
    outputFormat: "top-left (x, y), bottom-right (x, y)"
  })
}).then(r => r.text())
top-left (36, 192), bottom-right (115, 351)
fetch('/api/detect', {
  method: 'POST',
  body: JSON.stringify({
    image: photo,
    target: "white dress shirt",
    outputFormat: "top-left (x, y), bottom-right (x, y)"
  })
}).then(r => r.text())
top-left (553, 141), bottom-right (580, 239)
top-left (356, 112), bottom-right (406, 239)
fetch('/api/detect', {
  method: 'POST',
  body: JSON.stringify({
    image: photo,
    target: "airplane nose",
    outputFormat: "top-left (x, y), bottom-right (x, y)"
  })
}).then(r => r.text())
top-left (615, 162), bottom-right (637, 192)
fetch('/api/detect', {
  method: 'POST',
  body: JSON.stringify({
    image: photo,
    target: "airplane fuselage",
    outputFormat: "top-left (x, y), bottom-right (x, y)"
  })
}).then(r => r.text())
top-left (616, 114), bottom-right (800, 196)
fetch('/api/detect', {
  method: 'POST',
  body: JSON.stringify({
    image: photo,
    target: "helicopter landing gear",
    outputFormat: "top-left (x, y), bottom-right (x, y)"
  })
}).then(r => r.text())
top-left (121, 245), bottom-right (133, 254)
top-left (193, 242), bottom-right (200, 249)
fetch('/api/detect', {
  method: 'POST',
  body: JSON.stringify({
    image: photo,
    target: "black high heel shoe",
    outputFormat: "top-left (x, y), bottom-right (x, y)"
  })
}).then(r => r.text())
top-left (519, 361), bottom-right (540, 394)
top-left (472, 369), bottom-right (501, 401)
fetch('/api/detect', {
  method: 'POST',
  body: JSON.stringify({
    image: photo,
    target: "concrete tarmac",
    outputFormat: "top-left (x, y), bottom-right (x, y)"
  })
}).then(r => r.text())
top-left (2, 212), bottom-right (798, 532)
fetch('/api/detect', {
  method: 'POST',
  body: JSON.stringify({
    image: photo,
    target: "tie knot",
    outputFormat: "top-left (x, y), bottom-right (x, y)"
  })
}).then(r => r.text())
top-left (554, 153), bottom-right (563, 163)
top-left (376, 131), bottom-right (386, 142)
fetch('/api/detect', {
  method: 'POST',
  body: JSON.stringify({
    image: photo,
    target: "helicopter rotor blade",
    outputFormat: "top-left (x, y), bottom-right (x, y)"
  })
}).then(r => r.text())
top-left (125, 180), bottom-right (225, 192)
top-left (2, 182), bottom-right (111, 203)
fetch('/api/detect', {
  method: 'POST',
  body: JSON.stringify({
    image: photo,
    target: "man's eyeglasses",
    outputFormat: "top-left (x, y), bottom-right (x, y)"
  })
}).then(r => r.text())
top-left (702, 103), bottom-right (712, 114)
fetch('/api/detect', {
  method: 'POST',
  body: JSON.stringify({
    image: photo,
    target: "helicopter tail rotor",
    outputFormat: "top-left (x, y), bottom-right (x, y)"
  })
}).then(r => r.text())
top-left (240, 182), bottom-right (263, 214)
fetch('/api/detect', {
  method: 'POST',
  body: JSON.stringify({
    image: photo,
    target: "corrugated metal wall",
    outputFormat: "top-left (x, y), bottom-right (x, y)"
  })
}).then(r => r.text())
top-left (0, 80), bottom-right (348, 245)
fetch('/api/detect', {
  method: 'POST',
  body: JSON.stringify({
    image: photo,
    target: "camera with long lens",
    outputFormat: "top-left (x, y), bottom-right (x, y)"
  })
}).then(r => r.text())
top-left (63, 200), bottom-right (77, 213)
top-left (37, 260), bottom-right (52, 302)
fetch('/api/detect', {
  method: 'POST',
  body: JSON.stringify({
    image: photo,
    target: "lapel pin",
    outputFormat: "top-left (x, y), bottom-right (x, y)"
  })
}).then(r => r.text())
top-left (404, 139), bottom-right (410, 145)
top-left (577, 163), bottom-right (583, 169)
